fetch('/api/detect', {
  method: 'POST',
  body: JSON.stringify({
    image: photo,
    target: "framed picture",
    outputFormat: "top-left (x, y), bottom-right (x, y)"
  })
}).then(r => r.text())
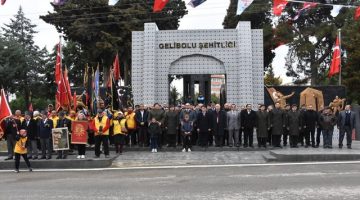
top-left (71, 121), bottom-right (88, 144)
top-left (52, 128), bottom-right (70, 150)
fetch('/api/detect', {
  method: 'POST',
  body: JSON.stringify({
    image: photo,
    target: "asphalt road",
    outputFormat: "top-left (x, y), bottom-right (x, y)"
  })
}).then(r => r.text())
top-left (1, 162), bottom-right (360, 200)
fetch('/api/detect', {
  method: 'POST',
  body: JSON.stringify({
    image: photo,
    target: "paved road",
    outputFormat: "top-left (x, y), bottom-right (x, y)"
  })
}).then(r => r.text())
top-left (1, 162), bottom-right (360, 200)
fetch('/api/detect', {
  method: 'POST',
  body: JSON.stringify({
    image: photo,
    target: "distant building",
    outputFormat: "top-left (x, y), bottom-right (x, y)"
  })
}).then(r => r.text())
top-left (211, 75), bottom-right (225, 97)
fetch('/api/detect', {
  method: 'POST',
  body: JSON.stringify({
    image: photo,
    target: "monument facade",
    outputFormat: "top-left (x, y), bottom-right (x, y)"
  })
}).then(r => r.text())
top-left (132, 22), bottom-right (264, 106)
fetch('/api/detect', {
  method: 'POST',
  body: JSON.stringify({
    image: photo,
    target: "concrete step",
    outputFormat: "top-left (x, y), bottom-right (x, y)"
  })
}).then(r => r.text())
top-left (262, 153), bottom-right (277, 162)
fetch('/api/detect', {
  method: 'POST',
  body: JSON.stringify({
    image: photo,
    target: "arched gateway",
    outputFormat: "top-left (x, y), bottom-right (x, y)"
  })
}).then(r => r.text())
top-left (132, 22), bottom-right (264, 106)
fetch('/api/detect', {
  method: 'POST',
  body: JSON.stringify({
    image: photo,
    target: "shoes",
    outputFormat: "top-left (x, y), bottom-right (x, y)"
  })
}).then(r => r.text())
top-left (14, 169), bottom-right (19, 173)
top-left (151, 149), bottom-right (155, 153)
top-left (32, 156), bottom-right (38, 160)
top-left (154, 149), bottom-right (157, 153)
top-left (40, 156), bottom-right (46, 160)
top-left (81, 155), bottom-right (85, 159)
top-left (5, 157), bottom-right (13, 161)
top-left (339, 145), bottom-right (343, 149)
top-left (46, 157), bottom-right (51, 160)
top-left (28, 168), bottom-right (33, 172)
top-left (182, 148), bottom-right (186, 152)
top-left (56, 156), bottom-right (61, 159)
top-left (187, 149), bottom-right (191, 152)
top-left (347, 146), bottom-right (352, 149)
top-left (305, 145), bottom-right (309, 148)
top-left (62, 156), bottom-right (67, 159)
top-left (328, 146), bottom-right (333, 149)
top-left (94, 155), bottom-right (100, 158)
top-left (76, 155), bottom-right (81, 159)
top-left (105, 155), bottom-right (110, 158)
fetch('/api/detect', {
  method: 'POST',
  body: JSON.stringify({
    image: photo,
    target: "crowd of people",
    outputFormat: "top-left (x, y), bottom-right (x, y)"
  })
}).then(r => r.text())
top-left (1, 99), bottom-right (357, 171)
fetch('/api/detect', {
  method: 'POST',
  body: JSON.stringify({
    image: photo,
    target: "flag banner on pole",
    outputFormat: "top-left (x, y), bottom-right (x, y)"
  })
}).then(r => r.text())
top-left (237, 0), bottom-right (254, 15)
top-left (153, 0), bottom-right (169, 12)
top-left (292, 2), bottom-right (318, 21)
top-left (273, 0), bottom-right (288, 16)
top-left (328, 36), bottom-right (341, 77)
top-left (0, 89), bottom-right (12, 122)
top-left (64, 66), bottom-right (72, 108)
top-left (188, 0), bottom-right (207, 8)
top-left (355, 7), bottom-right (360, 20)
top-left (55, 43), bottom-right (62, 85)
top-left (113, 54), bottom-right (121, 81)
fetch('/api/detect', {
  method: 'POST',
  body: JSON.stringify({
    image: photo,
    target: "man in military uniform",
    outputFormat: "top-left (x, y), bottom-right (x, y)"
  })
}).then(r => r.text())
top-left (56, 111), bottom-right (72, 159)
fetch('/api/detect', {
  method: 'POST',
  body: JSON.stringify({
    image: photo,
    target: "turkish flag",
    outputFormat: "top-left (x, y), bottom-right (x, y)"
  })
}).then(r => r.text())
top-left (64, 66), bottom-right (72, 106)
top-left (0, 89), bottom-right (12, 123)
top-left (113, 53), bottom-right (121, 81)
top-left (153, 0), bottom-right (169, 12)
top-left (329, 37), bottom-right (341, 77)
top-left (1, 0), bottom-right (6, 6)
top-left (355, 7), bottom-right (360, 20)
top-left (55, 43), bottom-right (62, 85)
top-left (273, 0), bottom-right (288, 16)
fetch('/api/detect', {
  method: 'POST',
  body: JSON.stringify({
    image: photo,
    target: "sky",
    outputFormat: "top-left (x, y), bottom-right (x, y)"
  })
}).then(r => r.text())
top-left (0, 0), bottom-right (291, 84)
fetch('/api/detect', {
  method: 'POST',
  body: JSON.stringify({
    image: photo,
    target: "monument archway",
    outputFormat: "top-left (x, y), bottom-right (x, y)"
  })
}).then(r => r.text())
top-left (132, 22), bottom-right (264, 106)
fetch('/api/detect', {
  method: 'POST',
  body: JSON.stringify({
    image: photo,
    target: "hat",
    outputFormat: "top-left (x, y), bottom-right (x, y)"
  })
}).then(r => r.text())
top-left (97, 109), bottom-right (104, 113)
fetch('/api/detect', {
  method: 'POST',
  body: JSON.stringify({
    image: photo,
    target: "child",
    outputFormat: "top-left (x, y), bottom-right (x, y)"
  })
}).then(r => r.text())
top-left (14, 129), bottom-right (32, 173)
top-left (181, 114), bottom-right (193, 152)
top-left (113, 111), bottom-right (127, 155)
top-left (148, 117), bottom-right (161, 153)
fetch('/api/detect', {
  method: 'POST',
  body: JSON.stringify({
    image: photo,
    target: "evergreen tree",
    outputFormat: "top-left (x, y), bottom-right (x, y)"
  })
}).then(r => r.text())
top-left (41, 0), bottom-right (187, 85)
top-left (0, 7), bottom-right (48, 108)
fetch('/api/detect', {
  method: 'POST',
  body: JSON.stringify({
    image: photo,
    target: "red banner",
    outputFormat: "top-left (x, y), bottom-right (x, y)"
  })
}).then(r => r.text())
top-left (71, 121), bottom-right (88, 144)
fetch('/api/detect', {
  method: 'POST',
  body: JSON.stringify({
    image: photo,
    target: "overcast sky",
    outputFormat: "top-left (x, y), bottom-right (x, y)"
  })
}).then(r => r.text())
top-left (0, 0), bottom-right (290, 83)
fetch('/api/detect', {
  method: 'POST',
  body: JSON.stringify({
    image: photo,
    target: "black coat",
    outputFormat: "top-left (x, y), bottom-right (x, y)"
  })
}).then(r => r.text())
top-left (38, 119), bottom-right (53, 139)
top-left (165, 111), bottom-right (179, 135)
top-left (269, 108), bottom-right (285, 136)
top-left (241, 110), bottom-right (257, 129)
top-left (21, 119), bottom-right (38, 140)
top-left (135, 110), bottom-right (149, 127)
top-left (211, 110), bottom-right (227, 136)
top-left (56, 118), bottom-right (72, 131)
top-left (4, 118), bottom-right (19, 138)
top-left (196, 112), bottom-right (212, 133)
top-left (303, 110), bottom-right (318, 129)
top-left (256, 111), bottom-right (269, 138)
top-left (287, 111), bottom-right (301, 136)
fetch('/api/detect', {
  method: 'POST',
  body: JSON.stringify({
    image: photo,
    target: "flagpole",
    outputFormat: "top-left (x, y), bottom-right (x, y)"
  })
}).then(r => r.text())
top-left (338, 28), bottom-right (342, 86)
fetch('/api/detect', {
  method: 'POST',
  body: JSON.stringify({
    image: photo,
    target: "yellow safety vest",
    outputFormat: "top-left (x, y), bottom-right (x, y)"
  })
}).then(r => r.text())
top-left (14, 137), bottom-right (27, 154)
top-left (113, 119), bottom-right (127, 135)
top-left (94, 115), bottom-right (109, 135)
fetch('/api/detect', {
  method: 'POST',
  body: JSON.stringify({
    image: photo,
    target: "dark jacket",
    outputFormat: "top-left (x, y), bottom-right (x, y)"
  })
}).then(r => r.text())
top-left (135, 110), bottom-right (149, 127)
top-left (269, 108), bottom-right (285, 136)
top-left (319, 113), bottom-right (337, 130)
top-left (181, 120), bottom-right (193, 135)
top-left (303, 110), bottom-right (318, 129)
top-left (196, 112), bottom-right (212, 133)
top-left (148, 109), bottom-right (166, 126)
top-left (38, 118), bottom-right (53, 139)
top-left (241, 110), bottom-right (257, 129)
top-left (21, 119), bottom-right (38, 140)
top-left (256, 111), bottom-right (269, 138)
top-left (337, 110), bottom-right (356, 130)
top-left (211, 110), bottom-right (227, 136)
top-left (287, 111), bottom-right (301, 136)
top-left (4, 118), bottom-right (19, 138)
top-left (148, 122), bottom-right (161, 138)
top-left (165, 111), bottom-right (179, 135)
top-left (56, 118), bottom-right (72, 131)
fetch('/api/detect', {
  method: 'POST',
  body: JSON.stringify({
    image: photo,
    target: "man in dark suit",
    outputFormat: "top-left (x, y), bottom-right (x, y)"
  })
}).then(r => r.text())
top-left (21, 112), bottom-right (38, 159)
top-left (303, 105), bottom-right (318, 148)
top-left (196, 105), bottom-right (212, 147)
top-left (241, 104), bottom-right (257, 148)
top-left (38, 111), bottom-right (53, 159)
top-left (338, 105), bottom-right (356, 149)
top-left (3, 117), bottom-right (20, 160)
top-left (212, 104), bottom-right (227, 147)
top-left (56, 111), bottom-right (72, 159)
top-left (135, 104), bottom-right (149, 147)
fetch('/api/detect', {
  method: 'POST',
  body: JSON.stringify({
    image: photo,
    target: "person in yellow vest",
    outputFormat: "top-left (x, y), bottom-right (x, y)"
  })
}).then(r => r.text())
top-left (91, 109), bottom-right (111, 158)
top-left (49, 110), bottom-right (59, 129)
top-left (14, 129), bottom-right (32, 173)
top-left (14, 110), bottom-right (25, 123)
top-left (113, 111), bottom-right (127, 155)
top-left (66, 110), bottom-right (77, 121)
top-left (125, 107), bottom-right (137, 146)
